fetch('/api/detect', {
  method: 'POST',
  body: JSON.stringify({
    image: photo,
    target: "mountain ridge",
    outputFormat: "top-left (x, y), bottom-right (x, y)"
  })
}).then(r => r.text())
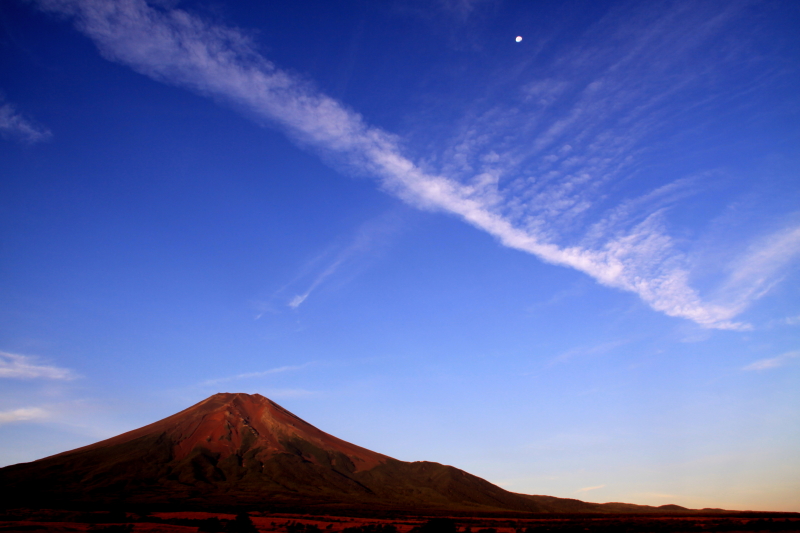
top-left (0, 393), bottom-right (694, 514)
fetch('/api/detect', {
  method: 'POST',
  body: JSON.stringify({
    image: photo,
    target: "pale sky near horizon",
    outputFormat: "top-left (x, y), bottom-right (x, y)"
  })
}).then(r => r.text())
top-left (1, 0), bottom-right (799, 512)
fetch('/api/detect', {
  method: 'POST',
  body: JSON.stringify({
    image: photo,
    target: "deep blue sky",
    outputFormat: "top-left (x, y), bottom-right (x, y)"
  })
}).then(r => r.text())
top-left (1, 0), bottom-right (799, 511)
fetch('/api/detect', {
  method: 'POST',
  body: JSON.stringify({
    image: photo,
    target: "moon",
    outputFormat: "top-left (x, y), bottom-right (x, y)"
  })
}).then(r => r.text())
top-left (515, 36), bottom-right (522, 42)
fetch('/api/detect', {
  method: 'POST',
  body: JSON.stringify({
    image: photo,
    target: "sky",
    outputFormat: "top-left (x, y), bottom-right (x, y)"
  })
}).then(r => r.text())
top-left (1, 0), bottom-right (799, 512)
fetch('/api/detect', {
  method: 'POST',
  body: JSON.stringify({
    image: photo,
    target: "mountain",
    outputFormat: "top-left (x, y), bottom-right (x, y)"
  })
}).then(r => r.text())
top-left (0, 393), bottom-right (687, 513)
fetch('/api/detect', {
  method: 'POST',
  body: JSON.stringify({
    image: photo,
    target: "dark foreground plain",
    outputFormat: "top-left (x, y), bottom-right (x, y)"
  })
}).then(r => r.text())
top-left (1, 510), bottom-right (799, 533)
top-left (1, 394), bottom-right (797, 532)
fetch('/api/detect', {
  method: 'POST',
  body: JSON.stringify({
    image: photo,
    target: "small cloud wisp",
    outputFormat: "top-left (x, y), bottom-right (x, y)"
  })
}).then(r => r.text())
top-left (200, 363), bottom-right (311, 386)
top-left (743, 351), bottom-right (800, 371)
top-left (575, 484), bottom-right (606, 494)
top-left (0, 407), bottom-right (49, 425)
top-left (0, 100), bottom-right (51, 143)
top-left (0, 351), bottom-right (76, 380)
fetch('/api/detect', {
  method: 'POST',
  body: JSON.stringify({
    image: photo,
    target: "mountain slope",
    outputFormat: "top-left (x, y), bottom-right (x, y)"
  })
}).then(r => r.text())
top-left (0, 393), bottom-right (685, 513)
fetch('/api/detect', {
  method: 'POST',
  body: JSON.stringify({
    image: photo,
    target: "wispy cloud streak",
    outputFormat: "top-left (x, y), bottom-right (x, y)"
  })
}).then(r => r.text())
top-left (0, 407), bottom-right (49, 425)
top-left (743, 351), bottom-right (800, 371)
top-left (437, 0), bottom-right (495, 21)
top-left (0, 99), bottom-right (51, 143)
top-left (287, 213), bottom-right (401, 309)
top-left (575, 484), bottom-right (606, 494)
top-left (289, 256), bottom-right (347, 309)
top-left (715, 226), bottom-right (800, 312)
top-left (549, 340), bottom-right (630, 367)
top-left (33, 0), bottom-right (798, 328)
top-left (200, 363), bottom-right (311, 386)
top-left (0, 351), bottom-right (76, 380)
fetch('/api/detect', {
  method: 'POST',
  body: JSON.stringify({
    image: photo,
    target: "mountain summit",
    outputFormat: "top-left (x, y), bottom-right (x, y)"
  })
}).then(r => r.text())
top-left (0, 393), bottom-right (686, 513)
top-left (62, 392), bottom-right (388, 474)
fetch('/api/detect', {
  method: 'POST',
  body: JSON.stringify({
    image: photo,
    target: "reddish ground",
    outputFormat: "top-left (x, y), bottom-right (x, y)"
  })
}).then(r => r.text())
top-left (1, 510), bottom-right (799, 533)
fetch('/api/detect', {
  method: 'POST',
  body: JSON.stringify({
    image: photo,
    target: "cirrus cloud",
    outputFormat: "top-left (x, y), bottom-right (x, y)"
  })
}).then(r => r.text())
top-left (30, 0), bottom-right (799, 329)
top-left (0, 351), bottom-right (77, 380)
top-left (0, 407), bottom-right (49, 425)
top-left (743, 351), bottom-right (800, 371)
top-left (0, 99), bottom-right (52, 143)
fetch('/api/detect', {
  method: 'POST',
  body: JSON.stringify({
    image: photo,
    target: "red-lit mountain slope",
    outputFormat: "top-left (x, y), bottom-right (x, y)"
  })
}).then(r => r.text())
top-left (0, 393), bottom-right (689, 513)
